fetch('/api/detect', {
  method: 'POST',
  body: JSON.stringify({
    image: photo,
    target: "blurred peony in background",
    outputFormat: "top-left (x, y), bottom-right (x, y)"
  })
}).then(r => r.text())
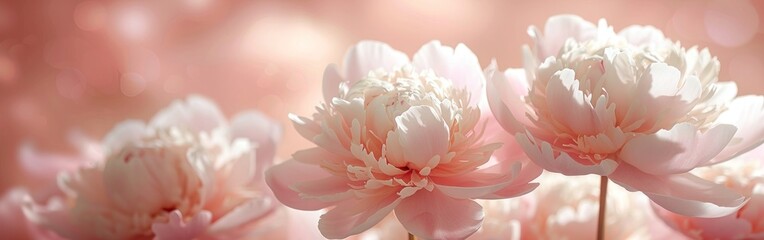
top-left (1, 0), bottom-right (764, 211)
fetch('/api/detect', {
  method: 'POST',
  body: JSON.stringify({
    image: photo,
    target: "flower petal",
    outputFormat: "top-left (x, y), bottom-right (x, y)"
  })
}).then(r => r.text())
top-left (265, 159), bottom-right (347, 210)
top-left (342, 41), bottom-right (409, 84)
top-left (529, 14), bottom-right (597, 59)
top-left (102, 120), bottom-right (145, 154)
top-left (394, 106), bottom-right (450, 170)
top-left (152, 210), bottom-right (211, 240)
top-left (545, 68), bottom-right (603, 135)
top-left (617, 25), bottom-right (666, 47)
top-left (395, 189), bottom-right (483, 240)
top-left (412, 41), bottom-right (484, 105)
top-left (23, 195), bottom-right (82, 239)
top-left (229, 111), bottom-right (282, 179)
top-left (620, 123), bottom-right (736, 175)
top-left (609, 164), bottom-right (746, 217)
top-left (318, 193), bottom-right (402, 239)
top-left (18, 143), bottom-right (85, 180)
top-left (208, 198), bottom-right (275, 234)
top-left (710, 95), bottom-right (764, 164)
top-left (148, 95), bottom-right (227, 133)
top-left (485, 62), bottom-right (532, 134)
top-left (516, 133), bottom-right (617, 176)
top-left (322, 64), bottom-right (344, 103)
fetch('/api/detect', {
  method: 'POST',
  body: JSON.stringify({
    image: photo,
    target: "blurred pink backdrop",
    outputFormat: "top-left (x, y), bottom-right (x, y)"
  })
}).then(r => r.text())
top-left (1, 0), bottom-right (763, 193)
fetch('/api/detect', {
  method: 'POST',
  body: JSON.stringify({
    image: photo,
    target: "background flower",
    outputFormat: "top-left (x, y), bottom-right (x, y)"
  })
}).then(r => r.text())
top-left (23, 95), bottom-right (284, 239)
top-left (267, 40), bottom-right (541, 239)
top-left (487, 14), bottom-right (764, 217)
top-left (654, 149), bottom-right (764, 239)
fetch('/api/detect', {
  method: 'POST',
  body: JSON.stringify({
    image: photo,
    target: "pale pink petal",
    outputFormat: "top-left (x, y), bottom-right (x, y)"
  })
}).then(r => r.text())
top-left (284, 208), bottom-right (324, 240)
top-left (149, 95), bottom-right (226, 133)
top-left (23, 196), bottom-right (82, 239)
top-left (412, 41), bottom-right (484, 105)
top-left (265, 159), bottom-right (346, 210)
top-left (516, 133), bottom-right (617, 176)
top-left (618, 25), bottom-right (666, 47)
top-left (101, 120), bottom-right (146, 154)
top-left (395, 190), bottom-right (483, 240)
top-left (545, 68), bottom-right (603, 135)
top-left (394, 106), bottom-right (450, 169)
top-left (1, 189), bottom-right (34, 240)
top-left (529, 14), bottom-right (597, 59)
top-left (620, 123), bottom-right (736, 175)
top-left (322, 64), bottom-right (344, 103)
top-left (704, 81), bottom-right (738, 106)
top-left (152, 210), bottom-right (211, 240)
top-left (485, 63), bottom-right (532, 134)
top-left (433, 159), bottom-right (541, 200)
top-left (208, 198), bottom-right (275, 234)
top-left (18, 143), bottom-right (84, 180)
top-left (710, 95), bottom-right (764, 164)
top-left (342, 41), bottom-right (409, 84)
top-left (318, 193), bottom-right (403, 239)
top-left (229, 111), bottom-right (282, 179)
top-left (610, 164), bottom-right (746, 217)
top-left (289, 113), bottom-right (322, 141)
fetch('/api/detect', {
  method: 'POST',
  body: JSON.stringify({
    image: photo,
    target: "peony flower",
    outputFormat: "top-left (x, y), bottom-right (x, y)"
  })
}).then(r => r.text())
top-left (266, 40), bottom-right (541, 239)
top-left (23, 95), bottom-right (283, 239)
top-left (654, 154), bottom-right (764, 239)
top-left (468, 173), bottom-right (651, 240)
top-left (487, 14), bottom-right (764, 217)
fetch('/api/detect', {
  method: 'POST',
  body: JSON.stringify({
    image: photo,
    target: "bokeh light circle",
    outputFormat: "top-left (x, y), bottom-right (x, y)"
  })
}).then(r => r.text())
top-left (704, 0), bottom-right (759, 47)
top-left (73, 1), bottom-right (108, 31)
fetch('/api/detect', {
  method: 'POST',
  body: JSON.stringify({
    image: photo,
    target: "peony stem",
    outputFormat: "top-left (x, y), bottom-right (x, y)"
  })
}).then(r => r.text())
top-left (408, 232), bottom-right (416, 240)
top-left (597, 176), bottom-right (608, 240)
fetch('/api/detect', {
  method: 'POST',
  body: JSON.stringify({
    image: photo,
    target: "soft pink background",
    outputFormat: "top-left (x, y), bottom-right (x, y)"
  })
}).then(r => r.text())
top-left (1, 0), bottom-right (763, 192)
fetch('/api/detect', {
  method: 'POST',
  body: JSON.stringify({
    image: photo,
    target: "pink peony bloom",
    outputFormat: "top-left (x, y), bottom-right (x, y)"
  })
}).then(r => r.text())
top-left (23, 95), bottom-right (284, 239)
top-left (487, 14), bottom-right (764, 217)
top-left (267, 40), bottom-right (541, 239)
top-left (654, 155), bottom-right (764, 239)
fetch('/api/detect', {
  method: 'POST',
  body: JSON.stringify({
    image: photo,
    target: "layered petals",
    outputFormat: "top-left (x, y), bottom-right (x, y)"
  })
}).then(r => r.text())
top-left (528, 14), bottom-right (597, 60)
top-left (273, 41), bottom-right (539, 239)
top-left (23, 95), bottom-right (283, 239)
top-left (652, 158), bottom-right (764, 239)
top-left (395, 190), bottom-right (484, 240)
top-left (610, 164), bottom-right (746, 217)
top-left (152, 210), bottom-right (211, 240)
top-left (412, 41), bottom-right (485, 105)
top-left (490, 14), bottom-right (763, 218)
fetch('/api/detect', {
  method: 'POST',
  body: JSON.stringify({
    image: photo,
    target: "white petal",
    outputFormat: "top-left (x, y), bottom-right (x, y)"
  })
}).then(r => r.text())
top-left (394, 106), bottom-right (450, 170)
top-left (412, 40), bottom-right (484, 105)
top-left (322, 64), bottom-right (344, 104)
top-left (710, 95), bottom-right (764, 164)
top-left (610, 164), bottom-right (746, 217)
top-left (342, 41), bottom-right (409, 84)
top-left (618, 25), bottom-right (666, 47)
top-left (620, 123), bottom-right (736, 175)
top-left (149, 95), bottom-right (227, 133)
